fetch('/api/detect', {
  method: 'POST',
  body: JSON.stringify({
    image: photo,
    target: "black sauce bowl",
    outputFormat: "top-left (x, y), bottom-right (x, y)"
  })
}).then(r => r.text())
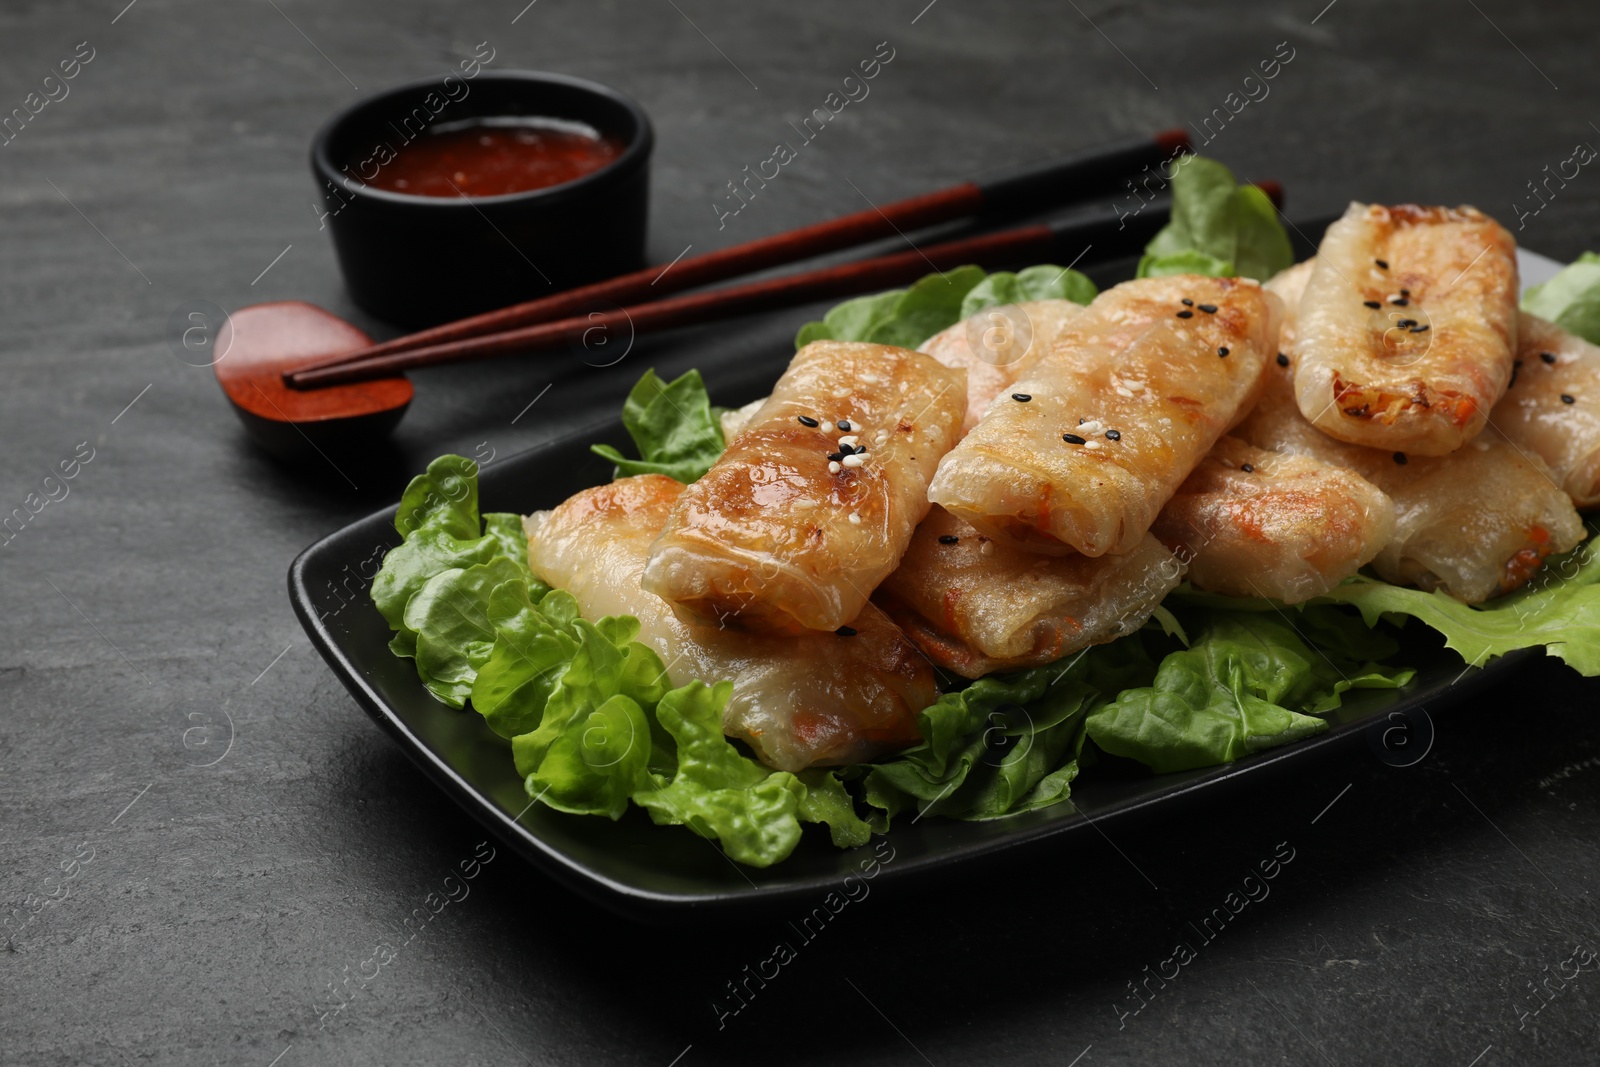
top-left (310, 71), bottom-right (653, 328)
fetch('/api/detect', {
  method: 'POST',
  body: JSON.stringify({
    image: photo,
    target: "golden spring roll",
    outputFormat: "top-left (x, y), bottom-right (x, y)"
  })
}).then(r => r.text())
top-left (1292, 203), bottom-right (1518, 455)
top-left (875, 506), bottom-right (1183, 679)
top-left (527, 475), bottom-right (937, 772)
top-left (1237, 374), bottom-right (1584, 602)
top-left (1151, 436), bottom-right (1395, 604)
top-left (1490, 313), bottom-right (1600, 508)
top-left (643, 340), bottom-right (966, 635)
top-left (920, 299), bottom-right (1087, 433)
top-left (928, 274), bottom-right (1283, 557)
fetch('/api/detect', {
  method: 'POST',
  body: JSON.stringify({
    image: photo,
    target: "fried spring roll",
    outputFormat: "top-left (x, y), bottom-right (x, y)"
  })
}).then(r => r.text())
top-left (1151, 436), bottom-right (1395, 604)
top-left (1291, 203), bottom-right (1518, 455)
top-left (875, 506), bottom-right (1183, 679)
top-left (1237, 375), bottom-right (1585, 602)
top-left (920, 299), bottom-right (1087, 433)
top-left (928, 275), bottom-right (1283, 557)
top-left (527, 475), bottom-right (937, 772)
top-left (643, 341), bottom-right (965, 635)
top-left (1490, 313), bottom-right (1600, 509)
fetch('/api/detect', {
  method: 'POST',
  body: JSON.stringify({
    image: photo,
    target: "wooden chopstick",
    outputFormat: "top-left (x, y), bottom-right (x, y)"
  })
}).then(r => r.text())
top-left (287, 130), bottom-right (1191, 382)
top-left (289, 183), bottom-right (1285, 390)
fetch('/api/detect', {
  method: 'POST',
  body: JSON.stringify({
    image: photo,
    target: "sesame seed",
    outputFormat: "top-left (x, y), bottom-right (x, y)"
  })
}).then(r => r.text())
top-left (1562, 394), bottom-right (1577, 404)
top-left (937, 534), bottom-right (960, 545)
top-left (1393, 451), bottom-right (1407, 465)
top-left (827, 451), bottom-right (844, 462)
top-left (1409, 325), bottom-right (1428, 333)
top-left (1541, 351), bottom-right (1558, 364)
top-left (837, 419), bottom-right (852, 431)
top-left (828, 460), bottom-right (841, 474)
top-left (1062, 433), bottom-right (1086, 444)
top-left (1400, 288), bottom-right (1411, 296)
top-left (1105, 429), bottom-right (1122, 441)
top-left (980, 541), bottom-right (995, 557)
top-left (1364, 301), bottom-right (1382, 309)
top-left (1085, 439), bottom-right (1101, 449)
top-left (1241, 463), bottom-right (1254, 473)
top-left (1011, 392), bottom-right (1032, 402)
top-left (839, 434), bottom-right (860, 448)
top-left (1177, 310), bottom-right (1193, 319)
top-left (797, 415), bottom-right (820, 427)
top-left (1397, 319), bottom-right (1418, 328)
top-left (848, 513), bottom-right (861, 525)
top-left (1375, 259), bottom-right (1389, 269)
top-left (1391, 297), bottom-right (1409, 306)
top-left (1276, 352), bottom-right (1290, 367)
top-left (1218, 346), bottom-right (1230, 358)
top-left (842, 453), bottom-right (866, 467)
top-left (835, 625), bottom-right (858, 636)
top-left (1198, 304), bottom-right (1218, 314)
top-left (1181, 298), bottom-right (1194, 306)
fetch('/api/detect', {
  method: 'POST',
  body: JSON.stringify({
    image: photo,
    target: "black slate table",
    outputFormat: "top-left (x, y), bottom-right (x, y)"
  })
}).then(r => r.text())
top-left (5, 1), bottom-right (1600, 1063)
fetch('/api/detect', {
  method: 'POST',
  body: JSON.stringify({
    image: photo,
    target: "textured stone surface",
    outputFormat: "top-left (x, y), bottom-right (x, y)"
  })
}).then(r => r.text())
top-left (3, 1), bottom-right (1599, 1063)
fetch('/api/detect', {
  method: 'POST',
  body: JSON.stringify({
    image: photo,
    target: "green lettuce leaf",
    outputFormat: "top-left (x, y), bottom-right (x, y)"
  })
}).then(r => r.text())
top-left (1308, 540), bottom-right (1600, 676)
top-left (1137, 155), bottom-right (1293, 281)
top-left (471, 583), bottom-right (581, 738)
top-left (633, 682), bottom-right (807, 867)
top-left (1522, 251), bottom-right (1600, 344)
top-left (589, 369), bottom-right (725, 483)
top-left (404, 557), bottom-right (529, 708)
top-left (794, 265), bottom-right (988, 349)
top-left (1085, 609), bottom-right (1412, 773)
top-left (797, 769), bottom-right (872, 848)
top-left (957, 264), bottom-right (1098, 319)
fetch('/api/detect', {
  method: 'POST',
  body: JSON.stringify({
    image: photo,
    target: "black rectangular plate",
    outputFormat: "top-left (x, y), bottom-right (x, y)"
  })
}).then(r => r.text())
top-left (287, 247), bottom-right (1561, 921)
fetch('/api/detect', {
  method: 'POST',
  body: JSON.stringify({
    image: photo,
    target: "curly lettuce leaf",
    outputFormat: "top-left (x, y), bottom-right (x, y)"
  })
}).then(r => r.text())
top-left (634, 682), bottom-right (806, 867)
top-left (1522, 251), bottom-right (1600, 344)
top-left (471, 583), bottom-right (581, 738)
top-left (1085, 610), bottom-right (1412, 774)
top-left (1308, 540), bottom-right (1600, 676)
top-left (403, 557), bottom-right (529, 708)
top-left (589, 369), bottom-right (725, 483)
top-left (797, 769), bottom-right (872, 848)
top-left (1137, 155), bottom-right (1293, 281)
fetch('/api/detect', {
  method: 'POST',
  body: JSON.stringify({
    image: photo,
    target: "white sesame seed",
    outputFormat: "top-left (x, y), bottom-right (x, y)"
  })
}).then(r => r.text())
top-left (1114, 387), bottom-right (1134, 398)
top-left (828, 460), bottom-right (842, 473)
top-left (841, 453), bottom-right (866, 468)
top-left (980, 541), bottom-right (995, 557)
top-left (1084, 440), bottom-right (1101, 450)
top-left (848, 513), bottom-right (861, 525)
top-left (838, 435), bottom-right (860, 448)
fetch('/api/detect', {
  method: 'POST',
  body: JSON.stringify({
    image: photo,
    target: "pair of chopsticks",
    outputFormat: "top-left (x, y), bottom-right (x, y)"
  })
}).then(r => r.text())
top-left (289, 130), bottom-right (1210, 390)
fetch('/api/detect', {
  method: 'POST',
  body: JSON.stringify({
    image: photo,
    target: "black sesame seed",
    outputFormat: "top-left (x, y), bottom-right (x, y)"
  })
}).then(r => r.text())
top-left (1393, 451), bottom-right (1408, 465)
top-left (1542, 351), bottom-right (1558, 364)
top-left (1011, 392), bottom-right (1032, 402)
top-left (835, 626), bottom-right (858, 637)
top-left (1198, 304), bottom-right (1218, 314)
top-left (1177, 310), bottom-right (1194, 319)
top-left (1241, 463), bottom-right (1255, 473)
top-left (1400, 288), bottom-right (1411, 297)
top-left (1181, 298), bottom-right (1195, 306)
top-left (937, 534), bottom-right (960, 545)
top-left (1375, 259), bottom-right (1389, 269)
top-left (1105, 429), bottom-right (1122, 441)
top-left (1062, 433), bottom-right (1086, 445)
top-left (1276, 352), bottom-right (1290, 367)
top-left (1364, 300), bottom-right (1382, 309)
top-left (1562, 394), bottom-right (1577, 404)
top-left (1409, 325), bottom-right (1429, 333)
top-left (1079, 418), bottom-right (1086, 425)
top-left (1218, 346), bottom-right (1230, 357)
top-left (1391, 297), bottom-right (1409, 306)
top-left (837, 420), bottom-right (852, 431)
top-left (797, 415), bottom-right (819, 427)
top-left (1397, 319), bottom-right (1418, 328)
top-left (827, 451), bottom-right (844, 462)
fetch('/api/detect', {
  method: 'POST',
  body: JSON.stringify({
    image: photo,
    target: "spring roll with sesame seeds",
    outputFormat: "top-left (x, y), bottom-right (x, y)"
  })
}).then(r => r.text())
top-left (1290, 203), bottom-right (1518, 456)
top-left (1151, 436), bottom-right (1395, 604)
top-left (527, 474), bottom-right (937, 772)
top-left (928, 274), bottom-right (1283, 558)
top-left (642, 340), bottom-right (966, 635)
top-left (919, 299), bottom-right (1088, 434)
top-left (1237, 374), bottom-right (1585, 603)
top-left (874, 506), bottom-right (1184, 679)
top-left (1489, 313), bottom-right (1600, 509)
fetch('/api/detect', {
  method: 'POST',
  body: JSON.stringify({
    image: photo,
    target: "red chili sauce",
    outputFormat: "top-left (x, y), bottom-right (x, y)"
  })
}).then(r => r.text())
top-left (357, 118), bottom-right (625, 198)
